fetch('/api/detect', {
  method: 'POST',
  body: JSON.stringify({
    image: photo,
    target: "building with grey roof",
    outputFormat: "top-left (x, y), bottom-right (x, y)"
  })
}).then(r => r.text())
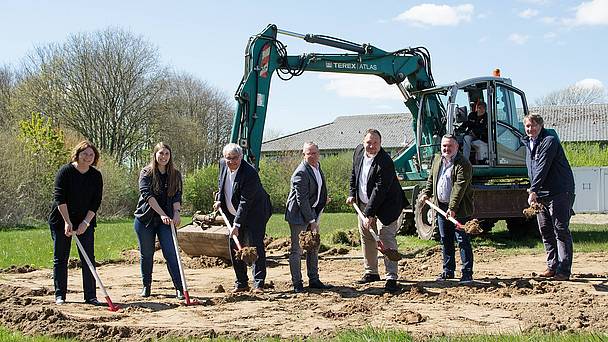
top-left (261, 113), bottom-right (413, 158)
top-left (262, 104), bottom-right (607, 158)
top-left (529, 104), bottom-right (608, 143)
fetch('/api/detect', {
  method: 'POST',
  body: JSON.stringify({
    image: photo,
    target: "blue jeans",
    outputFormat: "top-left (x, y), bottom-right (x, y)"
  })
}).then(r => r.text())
top-left (436, 203), bottom-right (474, 277)
top-left (50, 225), bottom-right (96, 301)
top-left (134, 218), bottom-right (182, 291)
top-left (288, 223), bottom-right (319, 286)
top-left (537, 192), bottom-right (574, 276)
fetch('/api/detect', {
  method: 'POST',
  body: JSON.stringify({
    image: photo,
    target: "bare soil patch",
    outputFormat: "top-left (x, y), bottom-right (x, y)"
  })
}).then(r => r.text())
top-left (1, 247), bottom-right (607, 341)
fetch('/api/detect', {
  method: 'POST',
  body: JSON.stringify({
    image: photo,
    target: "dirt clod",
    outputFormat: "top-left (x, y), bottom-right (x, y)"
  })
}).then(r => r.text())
top-left (395, 310), bottom-right (425, 324)
top-left (461, 219), bottom-right (483, 235)
top-left (299, 230), bottom-right (320, 252)
top-left (523, 202), bottom-right (545, 219)
top-left (236, 247), bottom-right (258, 265)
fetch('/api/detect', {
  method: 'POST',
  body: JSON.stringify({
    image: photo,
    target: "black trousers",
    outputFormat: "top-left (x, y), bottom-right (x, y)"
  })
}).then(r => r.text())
top-left (50, 225), bottom-right (96, 301)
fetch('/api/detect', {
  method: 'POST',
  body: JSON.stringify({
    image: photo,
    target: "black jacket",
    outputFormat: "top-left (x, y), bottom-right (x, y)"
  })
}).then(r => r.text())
top-left (521, 128), bottom-right (575, 198)
top-left (217, 158), bottom-right (272, 233)
top-left (349, 145), bottom-right (407, 225)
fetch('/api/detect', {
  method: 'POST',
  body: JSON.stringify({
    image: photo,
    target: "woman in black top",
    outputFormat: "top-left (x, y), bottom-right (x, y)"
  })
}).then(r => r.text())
top-left (133, 142), bottom-right (183, 299)
top-left (49, 141), bottom-right (103, 306)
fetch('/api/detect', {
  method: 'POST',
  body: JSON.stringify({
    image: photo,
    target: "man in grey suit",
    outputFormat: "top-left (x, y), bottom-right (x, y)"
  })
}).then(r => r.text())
top-left (285, 142), bottom-right (332, 293)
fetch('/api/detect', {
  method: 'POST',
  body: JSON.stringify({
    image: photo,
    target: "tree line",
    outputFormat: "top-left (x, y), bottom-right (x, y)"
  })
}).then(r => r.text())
top-left (0, 28), bottom-right (233, 225)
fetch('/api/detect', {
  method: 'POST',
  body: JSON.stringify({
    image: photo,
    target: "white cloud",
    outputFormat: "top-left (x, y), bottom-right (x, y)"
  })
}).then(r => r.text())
top-left (394, 4), bottom-right (474, 26)
top-left (478, 36), bottom-right (488, 43)
top-left (508, 33), bottom-right (530, 44)
top-left (319, 74), bottom-right (403, 100)
top-left (575, 78), bottom-right (604, 89)
top-left (566, 0), bottom-right (608, 26)
top-left (519, 8), bottom-right (539, 18)
top-left (540, 16), bottom-right (557, 24)
top-left (543, 32), bottom-right (557, 39)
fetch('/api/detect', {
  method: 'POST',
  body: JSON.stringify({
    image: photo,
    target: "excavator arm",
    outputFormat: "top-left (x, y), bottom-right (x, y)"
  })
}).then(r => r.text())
top-left (232, 24), bottom-right (443, 173)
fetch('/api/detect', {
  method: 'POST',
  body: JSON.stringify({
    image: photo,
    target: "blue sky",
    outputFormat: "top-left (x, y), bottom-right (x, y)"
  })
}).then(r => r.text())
top-left (1, 0), bottom-right (607, 137)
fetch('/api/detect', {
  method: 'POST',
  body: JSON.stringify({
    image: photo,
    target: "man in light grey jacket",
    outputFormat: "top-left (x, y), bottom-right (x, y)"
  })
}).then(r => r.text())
top-left (285, 142), bottom-right (332, 293)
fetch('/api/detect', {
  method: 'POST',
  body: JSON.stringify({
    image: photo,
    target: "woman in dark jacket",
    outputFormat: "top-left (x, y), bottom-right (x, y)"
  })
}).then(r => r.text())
top-left (49, 141), bottom-right (103, 306)
top-left (133, 142), bottom-right (183, 299)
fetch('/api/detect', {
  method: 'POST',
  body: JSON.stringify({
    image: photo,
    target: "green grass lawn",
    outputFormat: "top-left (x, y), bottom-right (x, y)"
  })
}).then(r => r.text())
top-left (1, 214), bottom-right (607, 269)
top-left (1, 326), bottom-right (607, 342)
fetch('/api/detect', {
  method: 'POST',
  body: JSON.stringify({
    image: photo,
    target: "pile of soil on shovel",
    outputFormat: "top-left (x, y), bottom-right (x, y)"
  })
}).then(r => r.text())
top-left (523, 202), bottom-right (545, 219)
top-left (236, 247), bottom-right (258, 264)
top-left (462, 219), bottom-right (483, 235)
top-left (382, 248), bottom-right (402, 262)
top-left (299, 231), bottom-right (320, 252)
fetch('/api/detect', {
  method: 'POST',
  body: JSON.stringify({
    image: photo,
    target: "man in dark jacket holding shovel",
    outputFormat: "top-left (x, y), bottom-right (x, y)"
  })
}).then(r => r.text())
top-left (522, 113), bottom-right (575, 281)
top-left (420, 134), bottom-right (475, 284)
top-left (285, 142), bottom-right (332, 293)
top-left (347, 129), bottom-right (406, 292)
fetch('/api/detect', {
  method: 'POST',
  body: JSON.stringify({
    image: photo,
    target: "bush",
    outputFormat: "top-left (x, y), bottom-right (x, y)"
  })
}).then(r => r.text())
top-left (98, 159), bottom-right (139, 218)
top-left (563, 142), bottom-right (608, 167)
top-left (183, 163), bottom-right (219, 214)
top-left (259, 155), bottom-right (300, 213)
top-left (322, 152), bottom-right (353, 213)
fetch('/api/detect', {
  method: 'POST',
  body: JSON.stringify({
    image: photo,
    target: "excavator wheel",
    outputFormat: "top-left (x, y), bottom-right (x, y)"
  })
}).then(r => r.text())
top-left (398, 210), bottom-right (416, 235)
top-left (414, 193), bottom-right (438, 240)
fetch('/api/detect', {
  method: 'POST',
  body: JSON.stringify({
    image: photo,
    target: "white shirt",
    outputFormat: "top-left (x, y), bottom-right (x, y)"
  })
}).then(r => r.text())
top-left (310, 163), bottom-right (323, 208)
top-left (223, 167), bottom-right (239, 216)
top-left (358, 154), bottom-right (375, 204)
top-left (437, 156), bottom-right (454, 204)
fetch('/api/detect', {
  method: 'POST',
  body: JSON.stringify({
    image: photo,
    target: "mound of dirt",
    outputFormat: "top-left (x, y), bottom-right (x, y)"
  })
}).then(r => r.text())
top-left (265, 237), bottom-right (291, 251)
top-left (395, 310), bottom-right (425, 324)
top-left (0, 265), bottom-right (38, 273)
top-left (183, 255), bottom-right (231, 269)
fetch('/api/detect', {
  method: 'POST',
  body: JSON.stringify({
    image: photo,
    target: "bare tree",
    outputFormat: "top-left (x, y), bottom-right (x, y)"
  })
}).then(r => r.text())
top-left (157, 72), bottom-right (233, 174)
top-left (535, 84), bottom-right (607, 106)
top-left (19, 28), bottom-right (167, 163)
top-left (0, 65), bottom-right (17, 126)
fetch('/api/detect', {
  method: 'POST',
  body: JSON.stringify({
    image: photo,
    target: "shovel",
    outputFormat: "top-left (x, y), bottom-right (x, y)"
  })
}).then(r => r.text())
top-left (171, 221), bottom-right (205, 305)
top-left (170, 222), bottom-right (202, 305)
top-left (352, 203), bottom-right (402, 261)
top-left (218, 208), bottom-right (258, 265)
top-left (73, 235), bottom-right (119, 312)
top-left (424, 200), bottom-right (483, 235)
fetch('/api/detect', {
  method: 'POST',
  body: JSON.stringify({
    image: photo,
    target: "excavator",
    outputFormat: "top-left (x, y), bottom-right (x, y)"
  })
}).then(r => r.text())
top-left (230, 24), bottom-right (537, 239)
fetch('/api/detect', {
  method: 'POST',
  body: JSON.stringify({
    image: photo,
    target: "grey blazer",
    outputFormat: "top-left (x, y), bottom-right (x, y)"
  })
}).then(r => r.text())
top-left (285, 160), bottom-right (328, 226)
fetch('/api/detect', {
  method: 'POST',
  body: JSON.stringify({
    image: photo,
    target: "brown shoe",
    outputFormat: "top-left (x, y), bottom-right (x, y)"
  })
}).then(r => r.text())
top-left (539, 269), bottom-right (555, 277)
top-left (252, 287), bottom-right (264, 294)
top-left (554, 273), bottom-right (570, 281)
top-left (231, 286), bottom-right (250, 294)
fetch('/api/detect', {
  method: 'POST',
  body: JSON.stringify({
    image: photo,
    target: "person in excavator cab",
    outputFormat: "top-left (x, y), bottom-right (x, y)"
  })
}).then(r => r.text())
top-left (460, 101), bottom-right (489, 165)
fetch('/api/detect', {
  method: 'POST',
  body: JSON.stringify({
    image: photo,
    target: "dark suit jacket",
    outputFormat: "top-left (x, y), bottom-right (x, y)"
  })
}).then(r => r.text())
top-left (422, 152), bottom-right (474, 218)
top-left (285, 160), bottom-right (328, 226)
top-left (521, 128), bottom-right (574, 198)
top-left (217, 158), bottom-right (272, 233)
top-left (349, 144), bottom-right (406, 225)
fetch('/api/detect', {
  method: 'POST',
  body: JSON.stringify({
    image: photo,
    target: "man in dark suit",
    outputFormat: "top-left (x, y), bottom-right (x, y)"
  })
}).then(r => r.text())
top-left (522, 113), bottom-right (575, 281)
top-left (346, 129), bottom-right (406, 292)
top-left (213, 143), bottom-right (272, 294)
top-left (285, 142), bottom-right (332, 293)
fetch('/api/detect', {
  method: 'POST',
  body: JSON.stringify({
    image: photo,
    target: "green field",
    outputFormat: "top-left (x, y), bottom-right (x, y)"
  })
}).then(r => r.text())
top-left (1, 326), bottom-right (607, 342)
top-left (1, 214), bottom-right (607, 269)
